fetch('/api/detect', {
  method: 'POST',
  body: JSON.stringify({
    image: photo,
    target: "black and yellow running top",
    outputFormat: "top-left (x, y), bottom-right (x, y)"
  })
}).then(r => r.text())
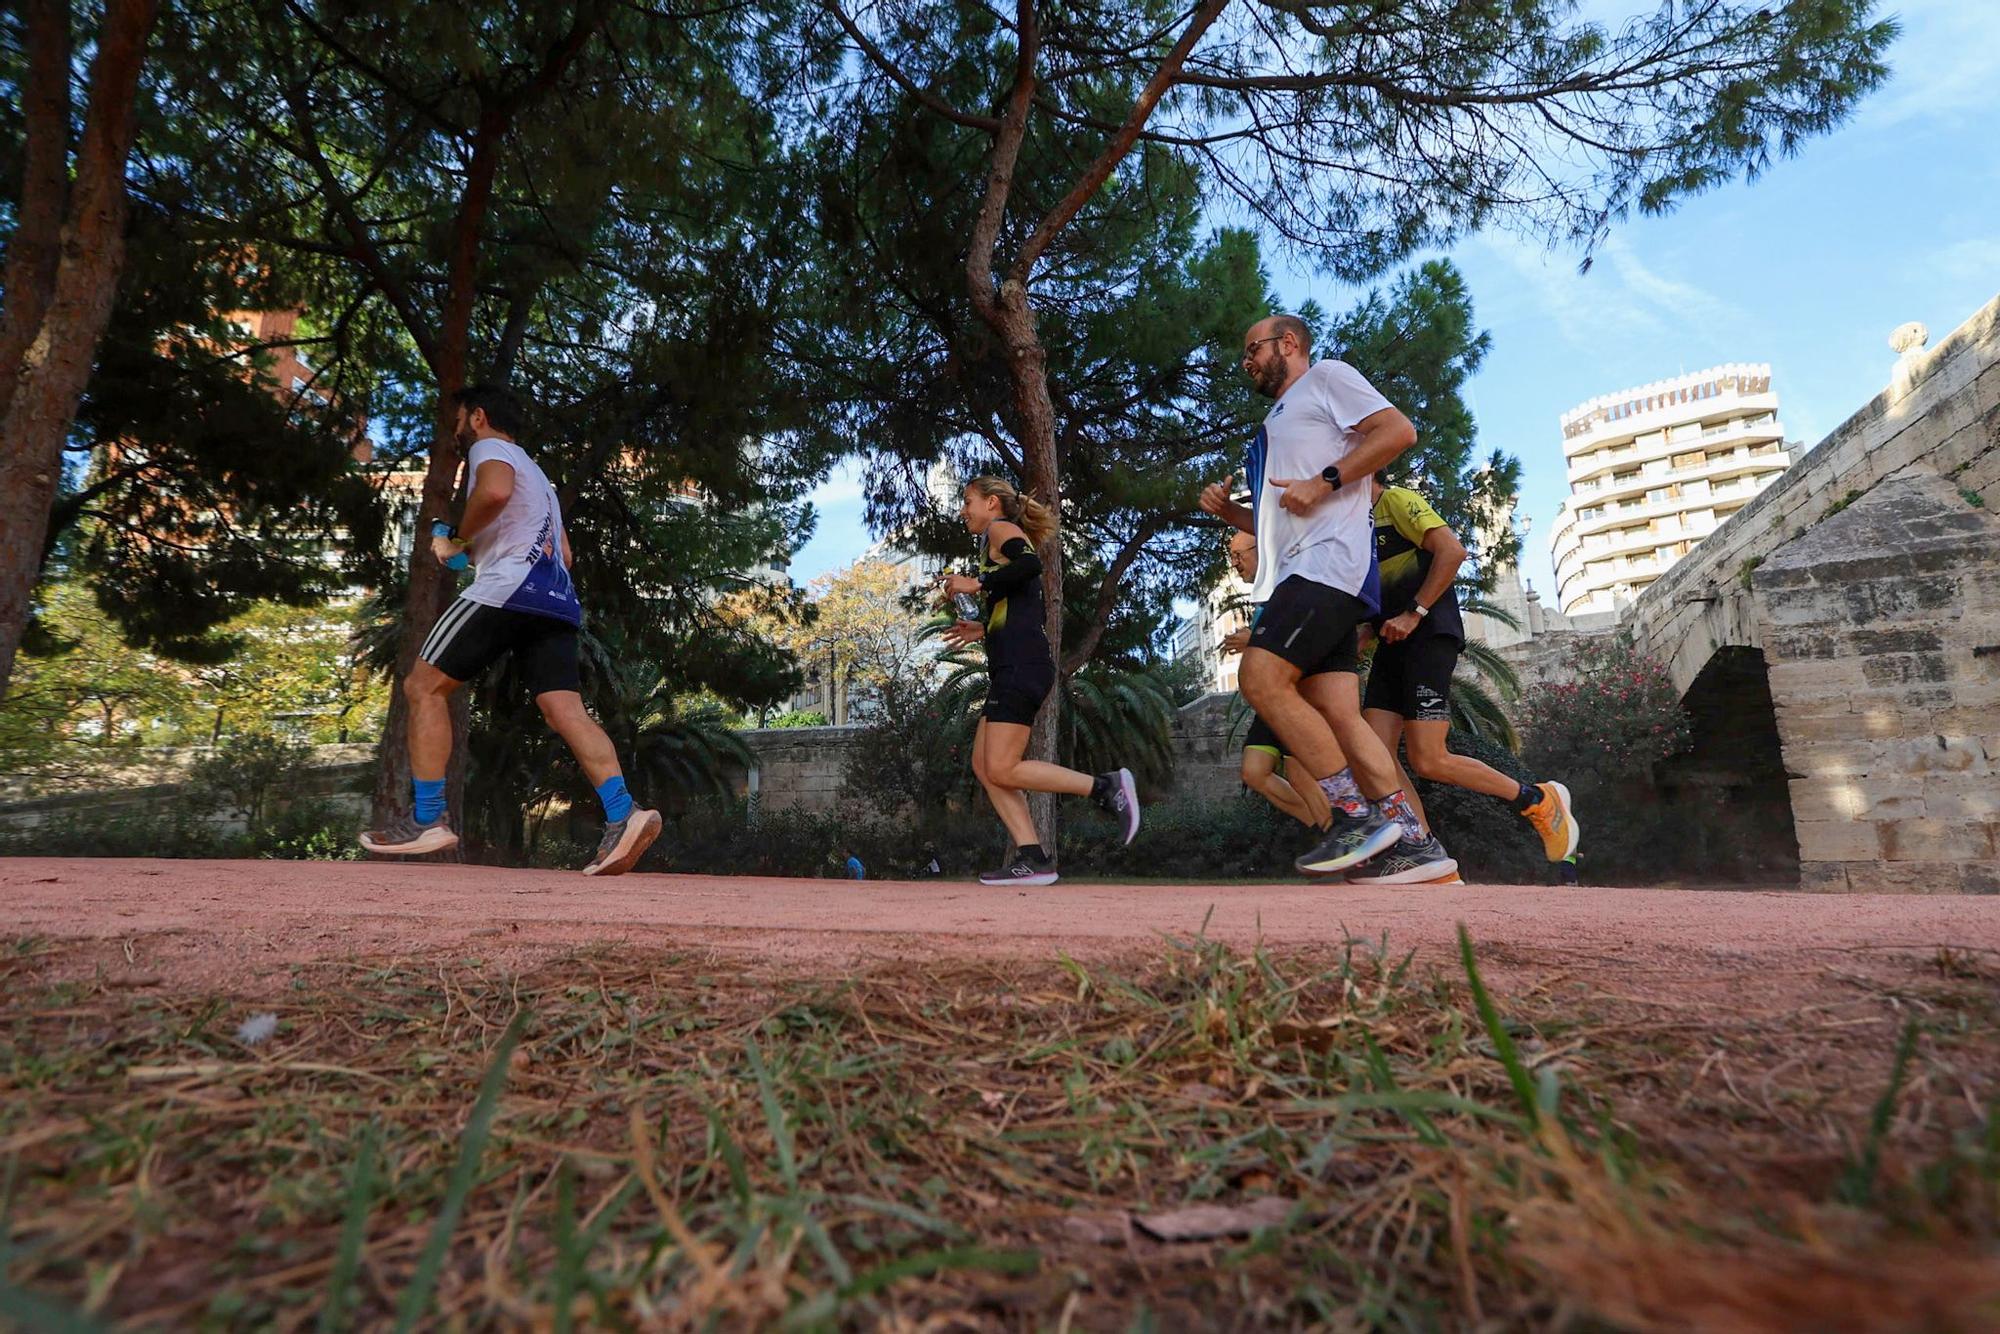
top-left (980, 542), bottom-right (1050, 669)
top-left (1373, 487), bottom-right (1463, 644)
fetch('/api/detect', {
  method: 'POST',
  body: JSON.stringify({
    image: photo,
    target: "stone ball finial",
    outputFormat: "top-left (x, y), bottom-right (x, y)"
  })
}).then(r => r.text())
top-left (1889, 321), bottom-right (1929, 355)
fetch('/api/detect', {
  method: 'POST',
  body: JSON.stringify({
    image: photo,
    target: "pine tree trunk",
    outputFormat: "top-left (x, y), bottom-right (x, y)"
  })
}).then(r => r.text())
top-left (0, 0), bottom-right (159, 699)
top-left (991, 281), bottom-right (1065, 851)
top-left (0, 0), bottom-right (70, 428)
top-left (367, 113), bottom-right (503, 831)
top-left (368, 401), bottom-right (472, 828)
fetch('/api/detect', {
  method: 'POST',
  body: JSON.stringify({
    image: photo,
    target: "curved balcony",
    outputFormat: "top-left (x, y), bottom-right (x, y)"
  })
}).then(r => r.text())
top-left (1567, 413), bottom-right (1783, 487)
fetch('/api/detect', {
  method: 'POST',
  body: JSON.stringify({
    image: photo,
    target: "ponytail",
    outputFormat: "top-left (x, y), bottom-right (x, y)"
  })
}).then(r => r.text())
top-left (968, 475), bottom-right (1057, 547)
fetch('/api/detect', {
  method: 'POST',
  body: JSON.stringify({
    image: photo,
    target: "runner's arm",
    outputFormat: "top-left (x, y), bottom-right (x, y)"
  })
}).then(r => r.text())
top-left (1198, 476), bottom-right (1255, 533)
top-left (1322, 406), bottom-right (1416, 491)
top-left (1411, 524), bottom-right (1466, 613)
top-left (979, 524), bottom-right (1042, 595)
top-left (456, 459), bottom-right (516, 540)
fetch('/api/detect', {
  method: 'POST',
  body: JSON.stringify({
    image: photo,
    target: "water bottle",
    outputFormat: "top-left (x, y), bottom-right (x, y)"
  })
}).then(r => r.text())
top-left (431, 520), bottom-right (470, 571)
top-left (953, 589), bottom-right (982, 622)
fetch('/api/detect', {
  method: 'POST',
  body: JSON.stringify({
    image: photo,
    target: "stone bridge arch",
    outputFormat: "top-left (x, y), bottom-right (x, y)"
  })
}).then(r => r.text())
top-left (1601, 294), bottom-right (2000, 891)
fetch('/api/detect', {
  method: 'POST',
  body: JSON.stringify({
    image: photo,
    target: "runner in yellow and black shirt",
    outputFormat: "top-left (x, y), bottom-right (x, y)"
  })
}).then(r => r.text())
top-left (1360, 481), bottom-right (1581, 866)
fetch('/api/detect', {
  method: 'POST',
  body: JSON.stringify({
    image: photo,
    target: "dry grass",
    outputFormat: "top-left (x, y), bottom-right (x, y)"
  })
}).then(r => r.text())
top-left (0, 929), bottom-right (1995, 1331)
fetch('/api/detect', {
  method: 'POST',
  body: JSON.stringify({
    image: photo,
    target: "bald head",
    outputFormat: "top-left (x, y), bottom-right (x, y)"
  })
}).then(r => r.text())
top-left (1266, 314), bottom-right (1311, 355)
top-left (1242, 314), bottom-right (1313, 398)
top-left (1227, 527), bottom-right (1257, 580)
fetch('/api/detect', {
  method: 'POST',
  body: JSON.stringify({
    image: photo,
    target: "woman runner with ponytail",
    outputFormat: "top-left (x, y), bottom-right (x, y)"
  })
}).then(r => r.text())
top-left (942, 476), bottom-right (1142, 885)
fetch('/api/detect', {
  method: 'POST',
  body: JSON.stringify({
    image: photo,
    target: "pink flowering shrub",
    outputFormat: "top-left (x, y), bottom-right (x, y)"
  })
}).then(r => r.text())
top-left (1516, 636), bottom-right (1696, 882)
top-left (1519, 636), bottom-right (1690, 786)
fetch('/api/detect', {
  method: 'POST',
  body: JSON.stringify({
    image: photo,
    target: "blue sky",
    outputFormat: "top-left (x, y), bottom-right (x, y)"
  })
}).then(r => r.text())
top-left (789, 0), bottom-right (2000, 605)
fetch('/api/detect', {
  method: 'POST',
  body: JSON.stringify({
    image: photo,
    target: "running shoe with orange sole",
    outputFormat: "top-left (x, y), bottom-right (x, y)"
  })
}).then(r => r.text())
top-left (583, 807), bottom-right (663, 876)
top-left (1521, 781), bottom-right (1579, 861)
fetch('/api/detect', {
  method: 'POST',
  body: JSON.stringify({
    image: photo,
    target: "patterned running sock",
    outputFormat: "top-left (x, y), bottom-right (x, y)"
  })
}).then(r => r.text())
top-left (412, 777), bottom-right (447, 824)
top-left (1509, 780), bottom-right (1539, 814)
top-left (1317, 769), bottom-right (1369, 819)
top-left (596, 775), bottom-right (633, 824)
top-left (1378, 790), bottom-right (1424, 841)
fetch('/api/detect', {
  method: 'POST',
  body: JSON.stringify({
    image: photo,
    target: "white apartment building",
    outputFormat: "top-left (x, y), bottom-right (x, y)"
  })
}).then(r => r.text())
top-left (1173, 569), bottom-right (1255, 695)
top-left (1550, 364), bottom-right (1792, 617)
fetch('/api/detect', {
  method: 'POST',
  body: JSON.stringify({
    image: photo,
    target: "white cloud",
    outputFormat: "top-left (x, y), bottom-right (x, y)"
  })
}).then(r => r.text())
top-left (1597, 235), bottom-right (1747, 329)
top-left (1467, 230), bottom-right (1743, 350)
top-left (1856, 1), bottom-right (2000, 132)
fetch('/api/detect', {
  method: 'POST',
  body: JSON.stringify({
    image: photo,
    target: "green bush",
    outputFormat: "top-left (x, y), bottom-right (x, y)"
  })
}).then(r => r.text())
top-left (766, 709), bottom-right (829, 729)
top-left (652, 798), bottom-right (1000, 879)
top-left (839, 673), bottom-right (980, 816)
top-left (188, 732), bottom-right (318, 833)
top-left (255, 799), bottom-right (364, 861)
top-left (0, 799), bottom-right (365, 862)
top-left (0, 806), bottom-right (240, 859)
top-left (1058, 794), bottom-right (1308, 880)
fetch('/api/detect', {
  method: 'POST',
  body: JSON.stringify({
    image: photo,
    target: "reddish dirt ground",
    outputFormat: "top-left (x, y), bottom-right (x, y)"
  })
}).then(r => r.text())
top-left (4, 857), bottom-right (1997, 1000)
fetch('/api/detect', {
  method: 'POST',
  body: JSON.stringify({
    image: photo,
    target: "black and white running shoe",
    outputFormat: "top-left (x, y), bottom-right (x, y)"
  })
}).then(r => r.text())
top-left (1345, 834), bottom-right (1458, 886)
top-left (1295, 807), bottom-right (1401, 875)
top-left (978, 856), bottom-right (1059, 887)
top-left (359, 810), bottom-right (459, 857)
top-left (1094, 768), bottom-right (1142, 845)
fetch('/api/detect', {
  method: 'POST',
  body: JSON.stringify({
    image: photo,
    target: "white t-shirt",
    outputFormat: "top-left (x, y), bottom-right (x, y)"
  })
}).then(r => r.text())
top-left (461, 437), bottom-right (582, 625)
top-left (1243, 359), bottom-right (1393, 602)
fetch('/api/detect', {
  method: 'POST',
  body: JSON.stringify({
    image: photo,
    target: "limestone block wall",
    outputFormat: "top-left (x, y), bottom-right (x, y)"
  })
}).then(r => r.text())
top-left (1171, 692), bottom-right (1254, 803)
top-left (735, 725), bottom-right (865, 812)
top-left (1628, 292), bottom-right (2000, 695)
top-left (0, 746), bottom-right (374, 834)
top-left (734, 698), bottom-right (1261, 815)
top-left (1754, 474), bottom-right (2000, 893)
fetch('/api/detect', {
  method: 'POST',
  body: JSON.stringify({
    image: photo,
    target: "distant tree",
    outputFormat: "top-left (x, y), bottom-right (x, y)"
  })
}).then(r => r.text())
top-left (769, 561), bottom-right (936, 720)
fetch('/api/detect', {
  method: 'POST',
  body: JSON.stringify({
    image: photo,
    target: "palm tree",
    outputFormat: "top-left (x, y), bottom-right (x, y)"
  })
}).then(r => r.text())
top-left (582, 635), bottom-right (752, 805)
top-left (1450, 592), bottom-right (1523, 750)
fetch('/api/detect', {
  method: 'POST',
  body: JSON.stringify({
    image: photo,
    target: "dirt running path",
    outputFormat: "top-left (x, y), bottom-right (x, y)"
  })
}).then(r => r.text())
top-left (5, 858), bottom-right (1997, 997)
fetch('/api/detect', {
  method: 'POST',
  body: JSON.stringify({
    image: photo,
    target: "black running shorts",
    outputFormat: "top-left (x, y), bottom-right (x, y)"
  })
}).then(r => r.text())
top-left (420, 597), bottom-right (582, 697)
top-left (1248, 576), bottom-right (1365, 677)
top-left (1244, 711), bottom-right (1281, 756)
top-left (1362, 634), bottom-right (1460, 723)
top-left (983, 659), bottom-right (1056, 726)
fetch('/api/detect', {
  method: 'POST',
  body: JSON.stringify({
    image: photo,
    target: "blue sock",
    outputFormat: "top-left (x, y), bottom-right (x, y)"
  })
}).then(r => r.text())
top-left (596, 775), bottom-right (633, 824)
top-left (412, 777), bottom-right (446, 824)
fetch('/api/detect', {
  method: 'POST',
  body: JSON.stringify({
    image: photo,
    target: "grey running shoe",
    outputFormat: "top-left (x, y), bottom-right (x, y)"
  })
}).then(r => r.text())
top-left (1295, 807), bottom-right (1401, 875)
top-left (1095, 768), bottom-right (1142, 845)
top-left (1346, 834), bottom-right (1459, 886)
top-left (979, 855), bottom-right (1059, 887)
top-left (582, 807), bottom-right (662, 877)
top-left (359, 811), bottom-right (459, 857)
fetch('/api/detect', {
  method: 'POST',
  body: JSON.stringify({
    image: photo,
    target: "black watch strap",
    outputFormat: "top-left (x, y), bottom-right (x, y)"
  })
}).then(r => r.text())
top-left (1319, 465), bottom-right (1344, 491)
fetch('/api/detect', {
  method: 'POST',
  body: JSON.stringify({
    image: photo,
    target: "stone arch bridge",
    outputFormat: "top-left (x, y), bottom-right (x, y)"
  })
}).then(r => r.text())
top-left (1516, 295), bottom-right (2000, 892)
